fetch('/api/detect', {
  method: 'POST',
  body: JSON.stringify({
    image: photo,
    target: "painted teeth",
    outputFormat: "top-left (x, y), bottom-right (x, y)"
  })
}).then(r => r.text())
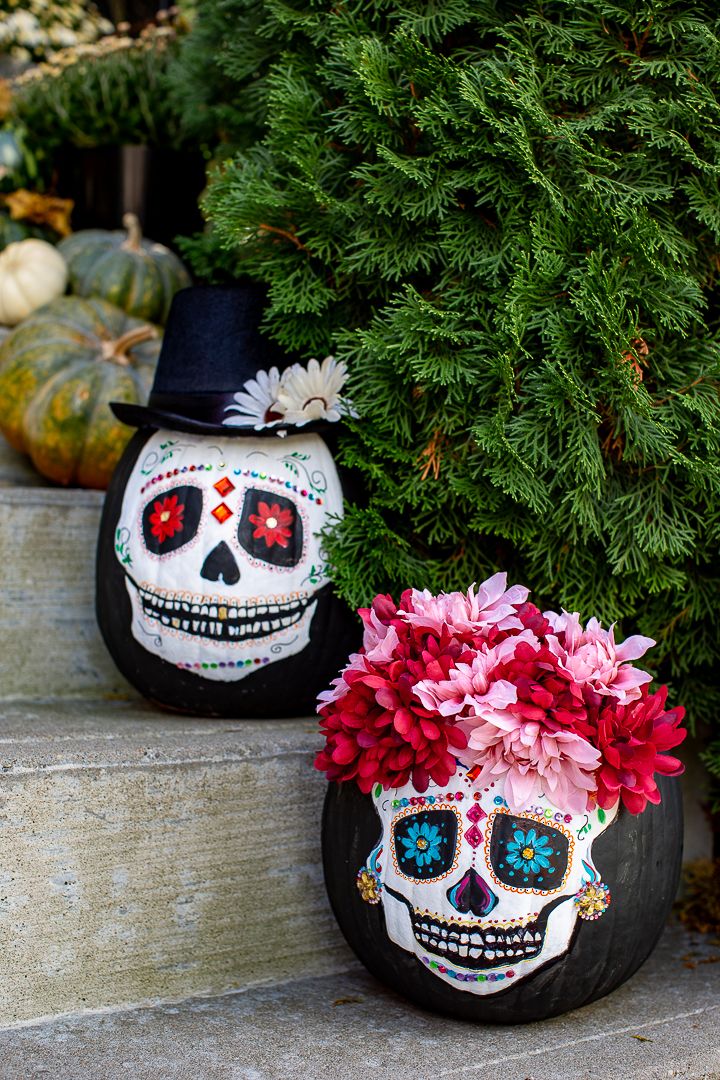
top-left (139, 588), bottom-right (312, 640)
top-left (412, 914), bottom-right (544, 968)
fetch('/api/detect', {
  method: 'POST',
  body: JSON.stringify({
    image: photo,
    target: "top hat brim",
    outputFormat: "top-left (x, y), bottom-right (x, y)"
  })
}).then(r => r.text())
top-left (110, 400), bottom-right (338, 439)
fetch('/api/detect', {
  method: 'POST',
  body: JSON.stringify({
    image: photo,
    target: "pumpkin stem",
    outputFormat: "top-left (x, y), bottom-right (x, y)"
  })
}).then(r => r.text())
top-left (102, 324), bottom-right (158, 366)
top-left (122, 212), bottom-right (143, 251)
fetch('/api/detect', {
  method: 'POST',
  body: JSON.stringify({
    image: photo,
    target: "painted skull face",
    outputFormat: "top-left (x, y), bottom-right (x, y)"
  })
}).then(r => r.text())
top-left (113, 430), bottom-right (344, 679)
top-left (360, 767), bottom-right (617, 995)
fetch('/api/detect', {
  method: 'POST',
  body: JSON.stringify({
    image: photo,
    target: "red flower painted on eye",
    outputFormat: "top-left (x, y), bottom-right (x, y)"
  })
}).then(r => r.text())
top-left (149, 494), bottom-right (185, 543)
top-left (248, 501), bottom-right (294, 548)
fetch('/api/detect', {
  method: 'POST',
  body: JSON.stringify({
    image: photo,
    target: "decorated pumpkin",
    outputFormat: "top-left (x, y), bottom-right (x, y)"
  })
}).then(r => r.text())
top-left (0, 239), bottom-right (67, 325)
top-left (0, 296), bottom-right (160, 487)
top-left (59, 213), bottom-right (191, 325)
top-left (317, 580), bottom-right (686, 1022)
top-left (96, 284), bottom-right (359, 717)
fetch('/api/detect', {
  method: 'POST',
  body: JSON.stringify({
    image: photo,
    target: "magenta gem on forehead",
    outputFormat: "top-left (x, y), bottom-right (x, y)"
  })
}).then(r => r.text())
top-left (464, 824), bottom-right (484, 849)
top-left (466, 803), bottom-right (487, 824)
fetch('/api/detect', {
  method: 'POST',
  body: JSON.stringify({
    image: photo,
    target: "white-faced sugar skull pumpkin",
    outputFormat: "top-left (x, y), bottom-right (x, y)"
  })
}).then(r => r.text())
top-left (319, 582), bottom-right (686, 1022)
top-left (96, 285), bottom-right (359, 716)
top-left (323, 769), bottom-right (682, 1022)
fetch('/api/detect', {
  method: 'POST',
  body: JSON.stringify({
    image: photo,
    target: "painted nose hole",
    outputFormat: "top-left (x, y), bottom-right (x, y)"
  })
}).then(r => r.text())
top-left (447, 868), bottom-right (498, 918)
top-left (200, 541), bottom-right (240, 586)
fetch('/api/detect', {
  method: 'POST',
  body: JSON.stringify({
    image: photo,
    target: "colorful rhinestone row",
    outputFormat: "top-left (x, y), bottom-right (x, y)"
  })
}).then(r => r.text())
top-left (176, 657), bottom-right (271, 671)
top-left (141, 464), bottom-right (215, 494)
top-left (233, 468), bottom-right (323, 504)
top-left (421, 956), bottom-right (516, 983)
top-left (391, 793), bottom-right (467, 809)
top-left (140, 464), bottom-right (323, 505)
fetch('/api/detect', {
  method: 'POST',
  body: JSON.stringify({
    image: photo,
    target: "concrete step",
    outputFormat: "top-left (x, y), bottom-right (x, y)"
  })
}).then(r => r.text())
top-left (0, 486), bottom-right (132, 700)
top-left (0, 923), bottom-right (717, 1079)
top-left (0, 700), bottom-right (352, 1026)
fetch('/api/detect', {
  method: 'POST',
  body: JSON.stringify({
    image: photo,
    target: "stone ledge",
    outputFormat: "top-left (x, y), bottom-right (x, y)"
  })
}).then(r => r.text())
top-left (0, 703), bottom-right (351, 1025)
top-left (0, 487), bottom-right (128, 700)
top-left (0, 698), bottom-right (318, 772)
top-left (0, 923), bottom-right (716, 1079)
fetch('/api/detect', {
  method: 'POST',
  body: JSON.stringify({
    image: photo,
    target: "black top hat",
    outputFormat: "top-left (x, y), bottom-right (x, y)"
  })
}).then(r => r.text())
top-left (112, 284), bottom-right (335, 437)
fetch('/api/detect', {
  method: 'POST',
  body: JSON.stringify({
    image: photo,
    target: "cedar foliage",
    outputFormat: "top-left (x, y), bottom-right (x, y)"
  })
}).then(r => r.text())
top-left (199, 0), bottom-right (720, 779)
top-left (167, 0), bottom-right (287, 277)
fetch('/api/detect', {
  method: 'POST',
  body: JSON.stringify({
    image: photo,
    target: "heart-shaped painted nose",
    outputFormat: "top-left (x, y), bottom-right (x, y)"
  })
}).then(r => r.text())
top-left (447, 868), bottom-right (498, 917)
top-left (200, 541), bottom-right (240, 585)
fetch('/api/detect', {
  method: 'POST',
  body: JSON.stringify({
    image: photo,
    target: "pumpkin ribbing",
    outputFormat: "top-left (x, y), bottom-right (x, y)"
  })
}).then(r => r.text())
top-left (58, 216), bottom-right (191, 325)
top-left (0, 296), bottom-right (161, 488)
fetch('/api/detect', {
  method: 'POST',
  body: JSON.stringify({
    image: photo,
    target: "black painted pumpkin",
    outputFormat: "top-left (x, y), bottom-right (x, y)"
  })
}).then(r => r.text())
top-left (97, 424), bottom-right (358, 716)
top-left (95, 281), bottom-right (360, 717)
top-left (322, 767), bottom-right (682, 1022)
top-left (59, 213), bottom-right (191, 324)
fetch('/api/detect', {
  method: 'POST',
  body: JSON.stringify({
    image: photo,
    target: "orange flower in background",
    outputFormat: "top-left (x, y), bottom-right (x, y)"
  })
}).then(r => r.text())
top-left (249, 501), bottom-right (294, 548)
top-left (149, 494), bottom-right (185, 543)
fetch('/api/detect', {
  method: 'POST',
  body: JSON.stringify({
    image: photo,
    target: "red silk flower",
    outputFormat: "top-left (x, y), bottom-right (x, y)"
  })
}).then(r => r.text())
top-left (248, 501), bottom-right (294, 548)
top-left (149, 494), bottom-right (185, 543)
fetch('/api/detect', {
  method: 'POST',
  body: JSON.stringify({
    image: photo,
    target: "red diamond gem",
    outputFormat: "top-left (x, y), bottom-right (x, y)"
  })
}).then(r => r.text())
top-left (213, 476), bottom-right (235, 497)
top-left (211, 502), bottom-right (233, 523)
top-left (464, 824), bottom-right (483, 849)
top-left (466, 803), bottom-right (487, 824)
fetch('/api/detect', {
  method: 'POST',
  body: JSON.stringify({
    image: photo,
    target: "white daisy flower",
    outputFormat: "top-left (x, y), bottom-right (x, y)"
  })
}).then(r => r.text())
top-left (223, 366), bottom-right (286, 429)
top-left (276, 356), bottom-right (349, 426)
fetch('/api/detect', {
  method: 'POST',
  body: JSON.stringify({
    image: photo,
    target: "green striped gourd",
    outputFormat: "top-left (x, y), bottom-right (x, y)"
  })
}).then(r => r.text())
top-left (0, 296), bottom-right (161, 488)
top-left (58, 214), bottom-right (191, 325)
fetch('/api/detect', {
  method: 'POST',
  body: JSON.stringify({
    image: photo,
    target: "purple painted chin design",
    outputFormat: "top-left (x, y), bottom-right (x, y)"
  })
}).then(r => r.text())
top-left (447, 868), bottom-right (498, 918)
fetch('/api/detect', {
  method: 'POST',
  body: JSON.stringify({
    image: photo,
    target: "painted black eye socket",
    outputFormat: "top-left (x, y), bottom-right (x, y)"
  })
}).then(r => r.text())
top-left (142, 485), bottom-right (203, 556)
top-left (392, 810), bottom-right (458, 881)
top-left (489, 814), bottom-right (569, 892)
top-left (237, 488), bottom-right (303, 568)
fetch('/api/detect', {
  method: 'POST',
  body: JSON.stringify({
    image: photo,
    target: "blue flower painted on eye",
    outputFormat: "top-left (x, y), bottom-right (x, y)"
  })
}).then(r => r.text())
top-left (399, 820), bottom-right (444, 869)
top-left (505, 828), bottom-right (554, 873)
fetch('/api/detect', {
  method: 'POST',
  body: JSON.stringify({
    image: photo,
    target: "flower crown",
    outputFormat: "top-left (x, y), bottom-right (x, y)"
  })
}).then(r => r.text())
top-left (315, 575), bottom-right (686, 816)
top-left (223, 355), bottom-right (351, 430)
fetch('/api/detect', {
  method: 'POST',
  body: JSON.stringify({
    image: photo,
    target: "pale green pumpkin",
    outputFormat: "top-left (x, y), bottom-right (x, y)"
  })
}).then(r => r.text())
top-left (59, 214), bottom-right (191, 325)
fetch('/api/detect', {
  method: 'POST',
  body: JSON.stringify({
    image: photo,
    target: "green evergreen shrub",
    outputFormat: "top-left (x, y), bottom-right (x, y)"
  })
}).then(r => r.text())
top-left (200, 0), bottom-right (720, 780)
top-left (167, 0), bottom-right (296, 279)
top-left (168, 0), bottom-right (274, 148)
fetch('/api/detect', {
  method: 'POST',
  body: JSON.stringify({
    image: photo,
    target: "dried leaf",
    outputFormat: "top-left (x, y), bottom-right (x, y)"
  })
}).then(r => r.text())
top-left (4, 189), bottom-right (74, 237)
top-left (0, 80), bottom-right (12, 121)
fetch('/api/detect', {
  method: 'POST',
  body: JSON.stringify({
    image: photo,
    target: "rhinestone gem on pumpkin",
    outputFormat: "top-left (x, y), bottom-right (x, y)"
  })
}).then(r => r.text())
top-left (213, 476), bottom-right (235, 497)
top-left (464, 824), bottom-right (484, 849)
top-left (211, 502), bottom-right (233, 523)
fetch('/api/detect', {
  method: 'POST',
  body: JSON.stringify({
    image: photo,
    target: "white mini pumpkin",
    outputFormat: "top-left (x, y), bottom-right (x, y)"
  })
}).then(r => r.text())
top-left (0, 239), bottom-right (68, 326)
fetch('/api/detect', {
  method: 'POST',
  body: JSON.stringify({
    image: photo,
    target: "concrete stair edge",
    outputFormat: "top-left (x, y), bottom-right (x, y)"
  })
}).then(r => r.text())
top-left (0, 923), bottom-right (717, 1080)
top-left (0, 702), bottom-right (354, 1026)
